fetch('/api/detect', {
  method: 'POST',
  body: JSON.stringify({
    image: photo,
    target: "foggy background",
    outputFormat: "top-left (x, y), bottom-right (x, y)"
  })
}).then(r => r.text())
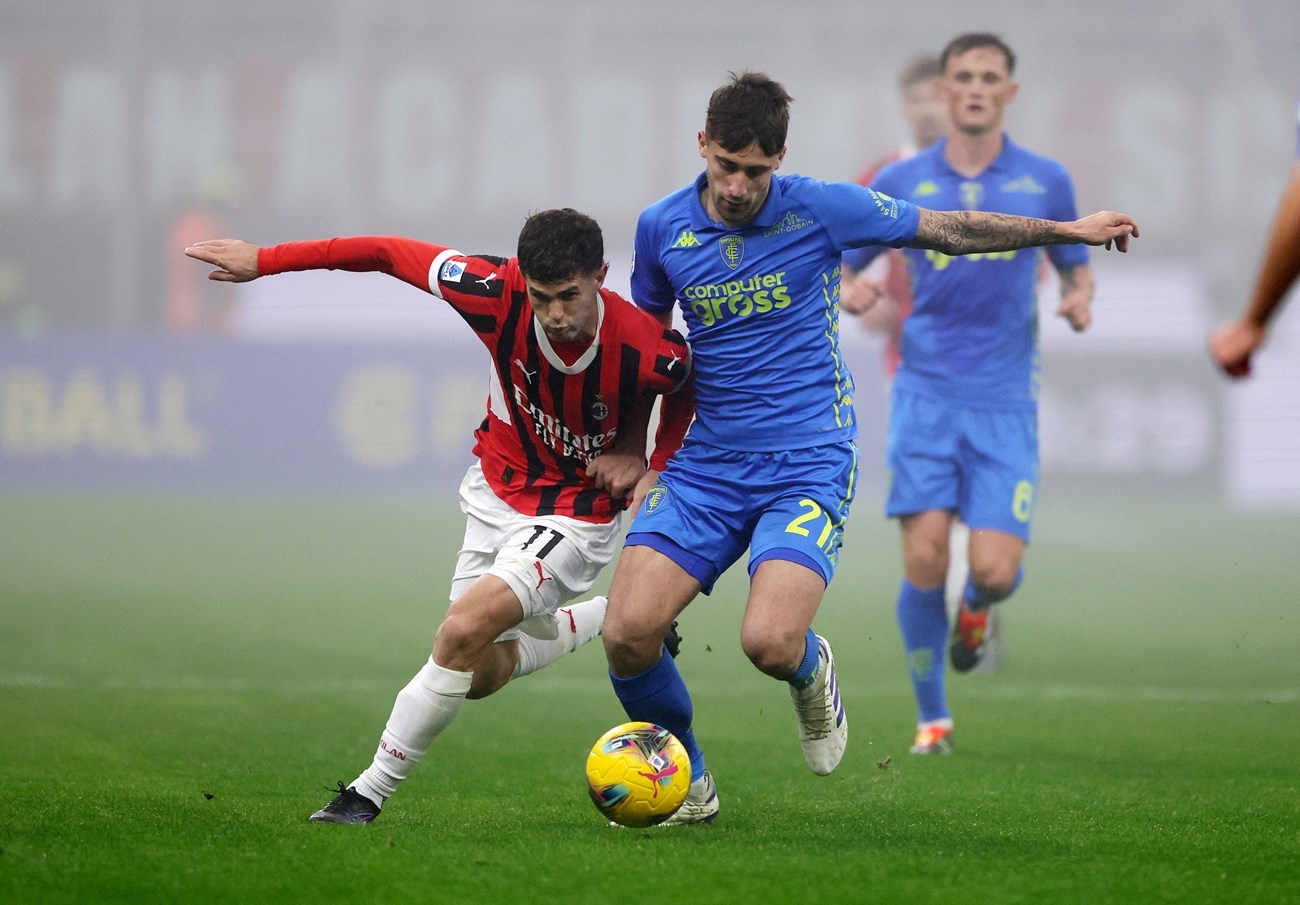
top-left (2, 0), bottom-right (1298, 505)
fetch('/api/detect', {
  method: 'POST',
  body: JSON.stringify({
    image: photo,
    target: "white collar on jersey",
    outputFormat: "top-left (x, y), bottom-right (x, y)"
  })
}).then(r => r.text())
top-left (532, 294), bottom-right (604, 373)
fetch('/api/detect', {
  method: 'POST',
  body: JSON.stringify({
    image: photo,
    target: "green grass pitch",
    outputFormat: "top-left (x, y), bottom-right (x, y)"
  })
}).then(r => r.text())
top-left (1, 491), bottom-right (1296, 904)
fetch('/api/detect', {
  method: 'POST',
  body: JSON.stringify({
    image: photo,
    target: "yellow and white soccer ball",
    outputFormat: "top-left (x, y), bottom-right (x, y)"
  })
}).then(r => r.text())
top-left (585, 721), bottom-right (691, 827)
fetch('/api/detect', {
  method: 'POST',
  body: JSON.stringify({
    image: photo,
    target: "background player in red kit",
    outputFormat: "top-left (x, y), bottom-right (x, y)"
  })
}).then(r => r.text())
top-left (185, 209), bottom-right (692, 823)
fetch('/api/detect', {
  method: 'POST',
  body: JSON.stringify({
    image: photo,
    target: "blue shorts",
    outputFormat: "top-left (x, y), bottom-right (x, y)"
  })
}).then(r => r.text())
top-left (886, 389), bottom-right (1038, 542)
top-left (626, 440), bottom-right (860, 594)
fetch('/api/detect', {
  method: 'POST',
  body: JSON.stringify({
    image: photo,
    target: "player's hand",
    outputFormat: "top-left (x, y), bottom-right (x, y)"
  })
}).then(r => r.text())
top-left (1208, 320), bottom-right (1265, 379)
top-left (184, 239), bottom-right (262, 282)
top-left (1055, 265), bottom-right (1096, 333)
top-left (1071, 212), bottom-right (1140, 252)
top-left (1057, 295), bottom-right (1092, 332)
top-left (629, 469), bottom-right (660, 514)
top-left (840, 273), bottom-right (884, 315)
top-left (586, 452), bottom-right (647, 505)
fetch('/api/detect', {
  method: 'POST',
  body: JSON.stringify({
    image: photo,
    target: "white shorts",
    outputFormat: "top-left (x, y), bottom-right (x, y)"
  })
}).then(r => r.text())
top-left (452, 462), bottom-right (622, 641)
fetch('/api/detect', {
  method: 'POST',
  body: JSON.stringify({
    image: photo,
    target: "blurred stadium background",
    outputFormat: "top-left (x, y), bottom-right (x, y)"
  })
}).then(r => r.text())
top-left (1, 0), bottom-right (1297, 505)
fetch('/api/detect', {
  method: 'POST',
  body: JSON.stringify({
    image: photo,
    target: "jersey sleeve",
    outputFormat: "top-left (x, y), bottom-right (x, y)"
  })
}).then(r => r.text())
top-left (257, 235), bottom-right (448, 291)
top-left (649, 375), bottom-right (694, 472)
top-left (257, 235), bottom-right (517, 334)
top-left (839, 163), bottom-right (914, 272)
top-left (814, 178), bottom-right (920, 254)
top-left (629, 207), bottom-right (678, 315)
top-left (1041, 165), bottom-right (1090, 271)
top-left (428, 253), bottom-right (516, 328)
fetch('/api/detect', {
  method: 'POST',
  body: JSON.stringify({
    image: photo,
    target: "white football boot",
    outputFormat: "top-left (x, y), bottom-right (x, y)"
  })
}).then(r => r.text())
top-left (789, 635), bottom-right (848, 775)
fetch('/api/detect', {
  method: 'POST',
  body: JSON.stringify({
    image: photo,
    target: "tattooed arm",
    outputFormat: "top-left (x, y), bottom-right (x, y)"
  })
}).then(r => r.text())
top-left (911, 209), bottom-right (1139, 255)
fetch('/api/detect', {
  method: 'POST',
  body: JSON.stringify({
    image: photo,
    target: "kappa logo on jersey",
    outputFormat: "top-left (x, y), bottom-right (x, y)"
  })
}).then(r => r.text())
top-left (913, 180), bottom-right (941, 197)
top-left (671, 230), bottom-right (701, 248)
top-left (867, 187), bottom-right (901, 218)
top-left (763, 210), bottom-right (814, 237)
top-left (719, 235), bottom-right (744, 270)
top-left (439, 260), bottom-right (467, 283)
top-left (959, 181), bottom-right (985, 210)
top-left (1000, 175), bottom-right (1047, 194)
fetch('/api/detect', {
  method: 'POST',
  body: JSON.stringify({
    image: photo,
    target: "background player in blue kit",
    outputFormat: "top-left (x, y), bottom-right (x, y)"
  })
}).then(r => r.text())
top-left (602, 70), bottom-right (1139, 823)
top-left (843, 34), bottom-right (1103, 756)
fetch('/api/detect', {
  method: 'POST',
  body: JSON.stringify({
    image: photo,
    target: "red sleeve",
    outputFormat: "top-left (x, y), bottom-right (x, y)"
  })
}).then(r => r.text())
top-left (648, 377), bottom-right (694, 472)
top-left (257, 236), bottom-right (447, 293)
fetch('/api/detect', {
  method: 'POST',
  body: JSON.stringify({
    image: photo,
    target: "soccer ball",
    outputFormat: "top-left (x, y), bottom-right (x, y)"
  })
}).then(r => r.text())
top-left (585, 721), bottom-right (691, 827)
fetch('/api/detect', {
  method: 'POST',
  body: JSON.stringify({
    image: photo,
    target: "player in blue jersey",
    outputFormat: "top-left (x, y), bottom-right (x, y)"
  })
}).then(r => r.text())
top-left (602, 70), bottom-right (1138, 822)
top-left (842, 33), bottom-right (1106, 756)
top-left (1210, 91), bottom-right (1300, 378)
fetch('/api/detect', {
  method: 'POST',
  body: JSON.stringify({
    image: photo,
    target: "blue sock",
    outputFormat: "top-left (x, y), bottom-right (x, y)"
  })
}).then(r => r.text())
top-left (897, 579), bottom-right (950, 724)
top-left (610, 654), bottom-right (706, 779)
top-left (787, 628), bottom-right (820, 689)
top-left (963, 566), bottom-right (1024, 610)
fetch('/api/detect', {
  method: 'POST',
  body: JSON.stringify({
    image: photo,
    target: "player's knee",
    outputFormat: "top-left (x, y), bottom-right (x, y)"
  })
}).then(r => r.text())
top-left (970, 561), bottom-right (1020, 604)
top-left (903, 543), bottom-right (949, 587)
top-left (739, 626), bottom-right (798, 678)
top-left (602, 614), bottom-right (660, 674)
top-left (434, 612), bottom-right (488, 665)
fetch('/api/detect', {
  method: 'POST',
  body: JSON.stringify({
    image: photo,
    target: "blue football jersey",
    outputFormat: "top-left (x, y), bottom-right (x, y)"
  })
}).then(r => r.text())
top-left (631, 172), bottom-right (919, 451)
top-left (845, 135), bottom-right (1088, 411)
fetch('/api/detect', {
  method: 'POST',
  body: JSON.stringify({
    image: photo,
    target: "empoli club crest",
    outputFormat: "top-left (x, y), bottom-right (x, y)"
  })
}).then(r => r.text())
top-left (644, 485), bottom-right (668, 514)
top-left (719, 235), bottom-right (744, 270)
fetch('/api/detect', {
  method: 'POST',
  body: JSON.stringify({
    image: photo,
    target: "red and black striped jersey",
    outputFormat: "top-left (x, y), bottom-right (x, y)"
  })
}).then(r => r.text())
top-left (258, 235), bottom-right (692, 522)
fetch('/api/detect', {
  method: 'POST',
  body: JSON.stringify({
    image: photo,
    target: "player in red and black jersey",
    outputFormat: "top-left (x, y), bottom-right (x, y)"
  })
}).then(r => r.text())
top-left (186, 209), bottom-right (692, 824)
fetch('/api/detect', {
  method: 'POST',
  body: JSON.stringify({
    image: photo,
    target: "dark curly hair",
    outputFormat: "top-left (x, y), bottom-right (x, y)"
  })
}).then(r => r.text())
top-left (515, 208), bottom-right (605, 284)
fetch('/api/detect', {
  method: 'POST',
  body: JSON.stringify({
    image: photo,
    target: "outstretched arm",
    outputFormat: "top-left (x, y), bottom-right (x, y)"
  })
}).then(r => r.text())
top-left (185, 236), bottom-right (444, 291)
top-left (1209, 162), bottom-right (1300, 379)
top-left (911, 209), bottom-right (1139, 255)
top-left (185, 239), bottom-right (262, 281)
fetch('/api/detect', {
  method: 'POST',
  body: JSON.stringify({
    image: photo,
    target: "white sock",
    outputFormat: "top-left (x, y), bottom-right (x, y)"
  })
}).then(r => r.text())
top-left (512, 595), bottom-right (607, 679)
top-left (944, 519), bottom-right (971, 622)
top-left (352, 657), bottom-right (473, 806)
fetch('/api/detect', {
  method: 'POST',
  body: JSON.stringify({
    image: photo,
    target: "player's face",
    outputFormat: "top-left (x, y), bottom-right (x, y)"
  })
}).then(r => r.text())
top-left (525, 265), bottom-right (607, 344)
top-left (697, 133), bottom-right (785, 228)
top-left (942, 46), bottom-right (1018, 137)
top-left (901, 77), bottom-right (948, 149)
